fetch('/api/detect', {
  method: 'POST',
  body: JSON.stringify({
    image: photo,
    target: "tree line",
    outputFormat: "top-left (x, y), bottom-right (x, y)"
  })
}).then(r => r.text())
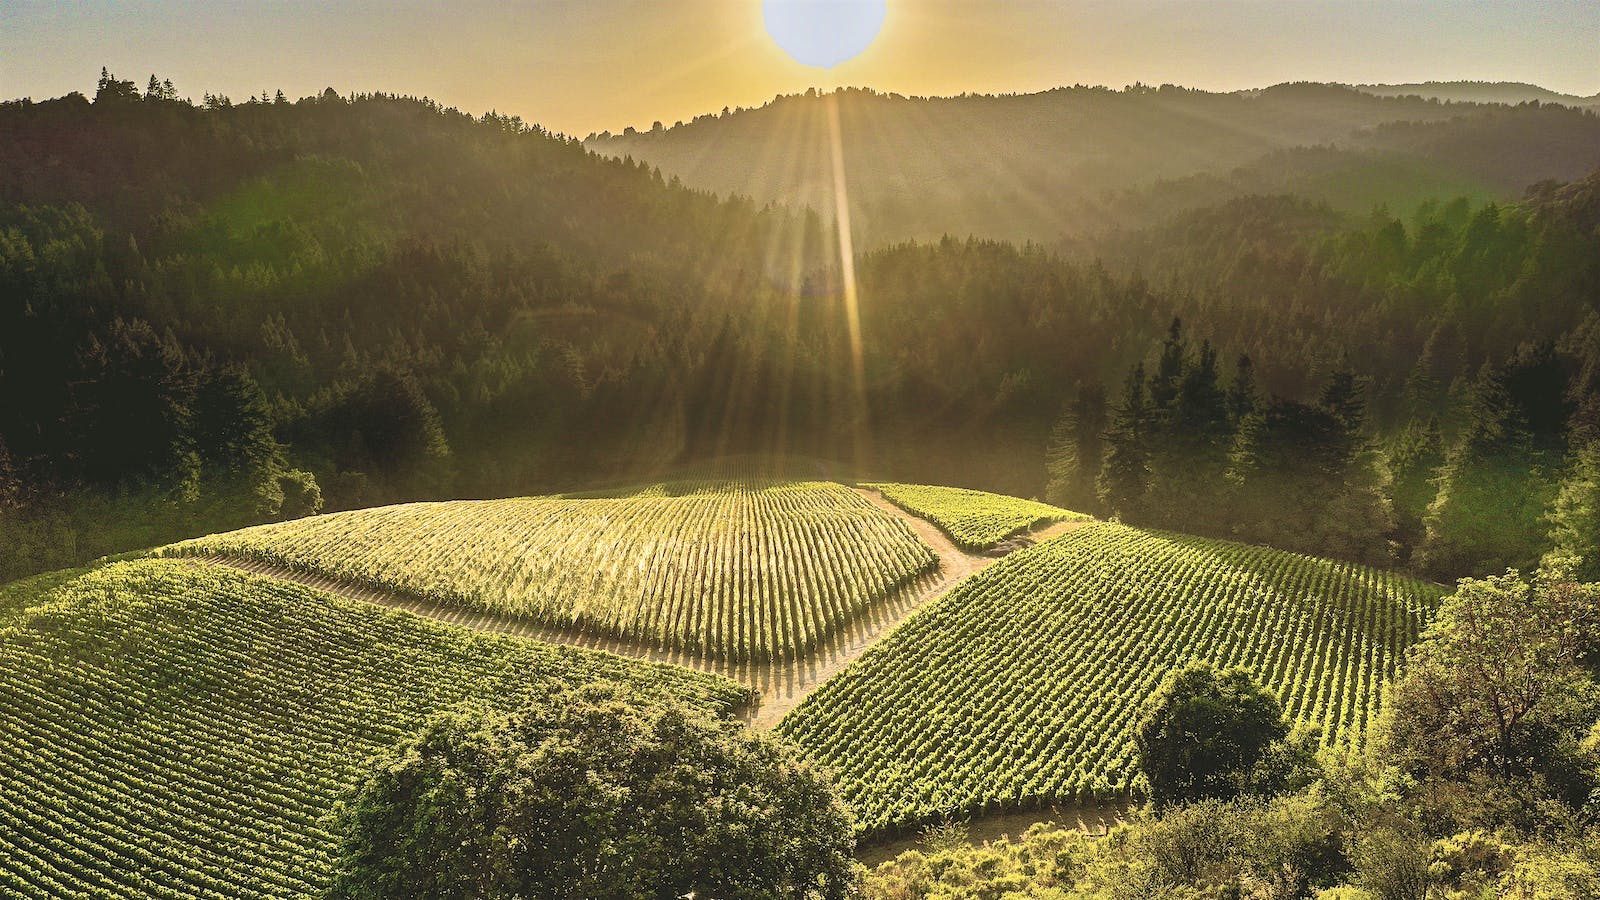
top-left (3, 69), bottom-right (1599, 582)
top-left (1049, 317), bottom-right (1600, 580)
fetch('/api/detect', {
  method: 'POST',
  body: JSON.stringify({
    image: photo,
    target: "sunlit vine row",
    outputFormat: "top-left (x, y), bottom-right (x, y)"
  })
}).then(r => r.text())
top-left (163, 480), bottom-right (936, 662)
top-left (0, 560), bottom-right (747, 899)
top-left (864, 483), bottom-right (1090, 550)
top-left (778, 522), bottom-right (1444, 835)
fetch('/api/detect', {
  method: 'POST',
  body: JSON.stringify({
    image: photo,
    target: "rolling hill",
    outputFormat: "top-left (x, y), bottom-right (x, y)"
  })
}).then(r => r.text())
top-left (0, 559), bottom-right (748, 898)
top-left (161, 479), bottom-right (937, 662)
top-left (585, 82), bottom-right (1600, 246)
top-left (779, 521), bottom-right (1445, 834)
top-left (0, 474), bottom-right (1464, 891)
top-left (1350, 81), bottom-right (1600, 108)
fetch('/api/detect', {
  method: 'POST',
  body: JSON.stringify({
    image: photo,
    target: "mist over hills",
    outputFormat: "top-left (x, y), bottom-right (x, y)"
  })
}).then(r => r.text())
top-left (1350, 80), bottom-right (1600, 107)
top-left (585, 81), bottom-right (1600, 247)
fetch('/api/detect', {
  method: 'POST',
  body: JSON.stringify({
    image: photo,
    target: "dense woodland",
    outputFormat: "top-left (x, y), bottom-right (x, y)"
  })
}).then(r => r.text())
top-left (2, 70), bottom-right (1599, 584)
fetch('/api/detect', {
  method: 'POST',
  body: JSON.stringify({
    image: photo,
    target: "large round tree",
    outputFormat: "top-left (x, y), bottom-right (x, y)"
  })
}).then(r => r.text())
top-left (329, 682), bottom-right (856, 899)
top-left (1135, 662), bottom-right (1289, 806)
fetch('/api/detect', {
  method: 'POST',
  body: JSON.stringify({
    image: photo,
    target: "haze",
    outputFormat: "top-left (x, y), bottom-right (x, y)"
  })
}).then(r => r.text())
top-left (4, 0), bottom-right (1598, 137)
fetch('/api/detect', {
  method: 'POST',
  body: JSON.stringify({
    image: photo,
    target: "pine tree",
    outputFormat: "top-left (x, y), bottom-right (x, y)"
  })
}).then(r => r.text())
top-left (1226, 354), bottom-right (1258, 426)
top-left (1150, 339), bottom-right (1233, 532)
top-left (1098, 363), bottom-right (1151, 520)
top-left (1045, 382), bottom-right (1107, 513)
top-left (1420, 344), bottom-right (1573, 579)
top-left (1148, 317), bottom-right (1186, 414)
top-left (1229, 372), bottom-right (1392, 566)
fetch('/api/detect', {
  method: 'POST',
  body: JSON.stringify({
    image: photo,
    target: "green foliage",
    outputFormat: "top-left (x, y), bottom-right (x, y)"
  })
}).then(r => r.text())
top-left (1135, 663), bottom-right (1290, 805)
top-left (1095, 319), bottom-right (1395, 566)
top-left (1351, 818), bottom-right (1434, 900)
top-left (330, 683), bottom-right (855, 900)
top-left (1387, 419), bottom-right (1446, 564)
top-left (862, 792), bottom-right (1352, 899)
top-left (865, 482), bottom-right (1089, 551)
top-left (780, 523), bottom-right (1441, 833)
top-left (163, 480), bottom-right (936, 661)
top-left (1419, 343), bottom-right (1575, 579)
top-left (1044, 381), bottom-right (1108, 515)
top-left (0, 559), bottom-right (747, 897)
top-left (1098, 363), bottom-right (1152, 519)
top-left (275, 468), bottom-right (323, 519)
top-left (1381, 567), bottom-right (1600, 818)
top-left (862, 822), bottom-right (1091, 899)
top-left (1094, 793), bottom-right (1350, 898)
top-left (1545, 443), bottom-right (1600, 582)
top-left (1226, 384), bottom-right (1394, 567)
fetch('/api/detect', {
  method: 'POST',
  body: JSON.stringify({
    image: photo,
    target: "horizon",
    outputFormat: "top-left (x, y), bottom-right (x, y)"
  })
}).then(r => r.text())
top-left (4, 0), bottom-right (1598, 137)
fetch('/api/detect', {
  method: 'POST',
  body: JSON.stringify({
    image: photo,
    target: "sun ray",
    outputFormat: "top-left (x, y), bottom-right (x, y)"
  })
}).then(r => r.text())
top-left (826, 91), bottom-right (871, 469)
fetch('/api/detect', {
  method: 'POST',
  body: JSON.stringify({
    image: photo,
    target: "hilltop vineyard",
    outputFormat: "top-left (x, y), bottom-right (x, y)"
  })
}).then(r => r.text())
top-left (0, 560), bottom-right (747, 899)
top-left (865, 483), bottom-right (1090, 550)
top-left (163, 480), bottom-right (936, 662)
top-left (779, 523), bottom-right (1444, 834)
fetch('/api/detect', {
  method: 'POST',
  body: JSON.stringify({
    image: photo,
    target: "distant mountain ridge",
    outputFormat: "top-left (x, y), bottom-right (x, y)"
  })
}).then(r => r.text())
top-left (585, 82), bottom-right (1600, 246)
top-left (1349, 81), bottom-right (1600, 108)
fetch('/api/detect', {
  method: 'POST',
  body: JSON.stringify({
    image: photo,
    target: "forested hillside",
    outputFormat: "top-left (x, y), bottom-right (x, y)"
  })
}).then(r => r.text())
top-left (586, 82), bottom-right (1600, 245)
top-left (3, 70), bottom-right (1599, 584)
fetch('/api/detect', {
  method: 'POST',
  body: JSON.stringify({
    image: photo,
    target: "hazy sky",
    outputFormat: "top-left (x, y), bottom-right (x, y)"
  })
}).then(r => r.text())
top-left (3, 1), bottom-right (1597, 137)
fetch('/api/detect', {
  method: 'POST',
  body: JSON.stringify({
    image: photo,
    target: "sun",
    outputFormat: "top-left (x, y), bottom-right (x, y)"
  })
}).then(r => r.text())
top-left (762, 0), bottom-right (887, 69)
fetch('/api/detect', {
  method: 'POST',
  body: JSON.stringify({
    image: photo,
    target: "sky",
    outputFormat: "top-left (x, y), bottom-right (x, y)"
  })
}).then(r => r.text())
top-left (2, 0), bottom-right (1597, 137)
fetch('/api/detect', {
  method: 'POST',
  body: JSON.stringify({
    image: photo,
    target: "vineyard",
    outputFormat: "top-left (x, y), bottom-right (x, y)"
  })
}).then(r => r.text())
top-left (162, 480), bottom-right (936, 662)
top-left (0, 559), bottom-right (747, 899)
top-left (778, 522), bottom-right (1444, 834)
top-left (863, 483), bottom-right (1090, 550)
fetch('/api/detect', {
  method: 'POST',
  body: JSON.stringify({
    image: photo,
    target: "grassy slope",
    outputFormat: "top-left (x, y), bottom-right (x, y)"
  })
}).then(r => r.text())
top-left (779, 522), bottom-right (1444, 834)
top-left (0, 559), bottom-right (748, 899)
top-left (161, 480), bottom-right (937, 662)
top-left (864, 483), bottom-right (1090, 551)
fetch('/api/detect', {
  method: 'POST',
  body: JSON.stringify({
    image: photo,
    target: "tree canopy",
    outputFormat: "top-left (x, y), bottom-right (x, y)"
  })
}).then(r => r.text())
top-left (329, 683), bottom-right (857, 900)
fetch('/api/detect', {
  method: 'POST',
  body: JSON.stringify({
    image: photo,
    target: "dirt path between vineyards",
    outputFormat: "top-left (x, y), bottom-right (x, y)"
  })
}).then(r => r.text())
top-left (200, 490), bottom-right (1088, 728)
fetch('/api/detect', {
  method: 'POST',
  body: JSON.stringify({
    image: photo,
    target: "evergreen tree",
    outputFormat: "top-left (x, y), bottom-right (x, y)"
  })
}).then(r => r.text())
top-left (70, 318), bottom-right (197, 489)
top-left (0, 437), bottom-right (22, 511)
top-left (1420, 344), bottom-right (1573, 579)
top-left (192, 364), bottom-right (279, 477)
top-left (1148, 317), bottom-right (1187, 414)
top-left (1150, 339), bottom-right (1233, 532)
top-left (1045, 381), bottom-right (1107, 514)
top-left (1226, 353), bottom-right (1259, 426)
top-left (1229, 384), bottom-right (1392, 565)
top-left (1544, 443), bottom-right (1600, 582)
top-left (1098, 363), bottom-right (1151, 520)
top-left (1388, 418), bottom-right (1446, 564)
top-left (94, 67), bottom-right (140, 104)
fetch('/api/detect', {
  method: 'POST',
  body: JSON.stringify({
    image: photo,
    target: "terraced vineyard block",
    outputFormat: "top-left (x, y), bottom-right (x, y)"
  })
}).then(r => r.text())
top-left (163, 480), bottom-right (937, 662)
top-left (864, 482), bottom-right (1090, 550)
top-left (0, 560), bottom-right (746, 899)
top-left (779, 522), bottom-right (1444, 834)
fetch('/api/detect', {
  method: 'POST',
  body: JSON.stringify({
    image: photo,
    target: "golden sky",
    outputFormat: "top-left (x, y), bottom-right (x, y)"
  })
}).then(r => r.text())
top-left (4, 1), bottom-right (1598, 137)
